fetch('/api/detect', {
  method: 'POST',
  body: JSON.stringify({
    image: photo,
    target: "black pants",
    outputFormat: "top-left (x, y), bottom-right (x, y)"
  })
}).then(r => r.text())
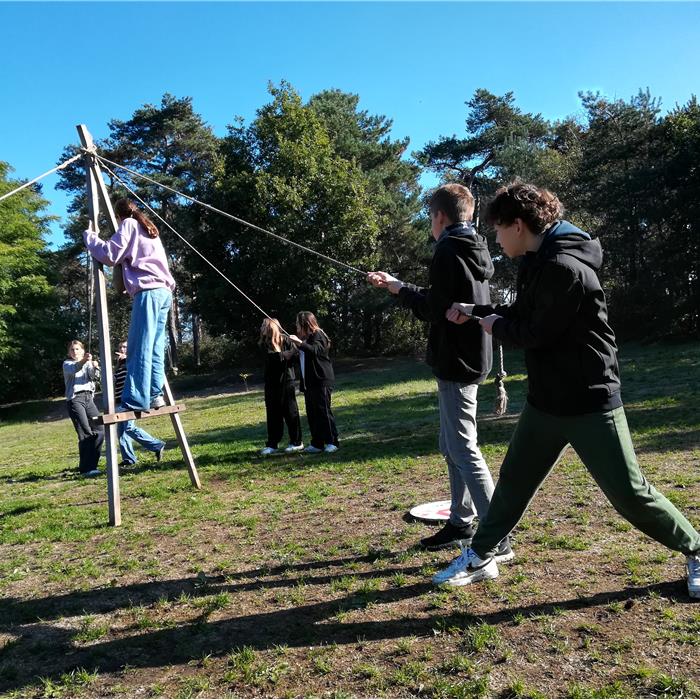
top-left (67, 393), bottom-right (104, 473)
top-left (304, 384), bottom-right (339, 449)
top-left (265, 381), bottom-right (302, 448)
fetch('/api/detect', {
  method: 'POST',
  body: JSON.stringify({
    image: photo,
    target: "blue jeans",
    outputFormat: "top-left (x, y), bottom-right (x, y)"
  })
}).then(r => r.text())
top-left (118, 420), bottom-right (165, 465)
top-left (122, 288), bottom-right (172, 411)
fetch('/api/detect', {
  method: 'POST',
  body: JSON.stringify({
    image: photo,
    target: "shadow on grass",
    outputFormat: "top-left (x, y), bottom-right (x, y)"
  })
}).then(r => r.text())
top-left (0, 563), bottom-right (694, 693)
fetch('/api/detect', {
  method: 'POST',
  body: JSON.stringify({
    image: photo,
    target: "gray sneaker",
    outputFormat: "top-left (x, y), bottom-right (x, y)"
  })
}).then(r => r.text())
top-left (150, 396), bottom-right (166, 409)
top-left (495, 538), bottom-right (515, 563)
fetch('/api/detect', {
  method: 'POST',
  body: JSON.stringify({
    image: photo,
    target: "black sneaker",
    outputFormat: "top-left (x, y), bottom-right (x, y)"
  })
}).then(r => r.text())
top-left (494, 537), bottom-right (515, 563)
top-left (155, 445), bottom-right (165, 462)
top-left (420, 521), bottom-right (477, 551)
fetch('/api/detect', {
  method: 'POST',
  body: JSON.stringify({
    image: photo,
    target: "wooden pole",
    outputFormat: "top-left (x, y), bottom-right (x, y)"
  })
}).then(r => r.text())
top-left (163, 377), bottom-right (201, 489)
top-left (76, 124), bottom-right (121, 526)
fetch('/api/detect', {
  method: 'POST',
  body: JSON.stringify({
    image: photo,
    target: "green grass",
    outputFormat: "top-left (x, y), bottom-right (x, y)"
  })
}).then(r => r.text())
top-left (0, 345), bottom-right (699, 697)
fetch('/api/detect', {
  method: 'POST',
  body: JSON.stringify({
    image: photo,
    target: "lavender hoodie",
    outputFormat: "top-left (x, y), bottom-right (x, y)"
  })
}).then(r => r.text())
top-left (83, 218), bottom-right (176, 297)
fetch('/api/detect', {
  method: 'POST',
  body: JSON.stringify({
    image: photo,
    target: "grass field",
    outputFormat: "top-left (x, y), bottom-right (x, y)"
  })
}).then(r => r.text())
top-left (1, 343), bottom-right (699, 698)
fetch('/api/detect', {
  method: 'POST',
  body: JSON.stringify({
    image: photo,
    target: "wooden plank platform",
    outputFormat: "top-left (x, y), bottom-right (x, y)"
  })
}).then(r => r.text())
top-left (93, 404), bottom-right (186, 425)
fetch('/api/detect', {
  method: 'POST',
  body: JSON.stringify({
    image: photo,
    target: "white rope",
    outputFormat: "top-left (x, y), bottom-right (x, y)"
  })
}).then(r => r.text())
top-left (0, 153), bottom-right (82, 203)
top-left (99, 161), bottom-right (291, 337)
top-left (92, 152), bottom-right (368, 276)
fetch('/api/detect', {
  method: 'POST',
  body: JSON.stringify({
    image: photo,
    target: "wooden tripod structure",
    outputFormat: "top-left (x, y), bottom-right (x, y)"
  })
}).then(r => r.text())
top-left (77, 124), bottom-right (201, 526)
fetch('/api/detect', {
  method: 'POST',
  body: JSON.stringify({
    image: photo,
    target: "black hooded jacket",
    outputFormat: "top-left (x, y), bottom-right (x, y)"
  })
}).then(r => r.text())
top-left (398, 223), bottom-right (494, 383)
top-left (298, 330), bottom-right (334, 392)
top-left (473, 221), bottom-right (622, 416)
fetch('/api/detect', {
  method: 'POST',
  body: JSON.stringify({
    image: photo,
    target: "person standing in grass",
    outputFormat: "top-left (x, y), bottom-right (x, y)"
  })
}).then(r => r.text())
top-left (368, 184), bottom-right (512, 562)
top-left (259, 318), bottom-right (304, 456)
top-left (114, 340), bottom-right (166, 467)
top-left (436, 181), bottom-right (700, 598)
top-left (84, 198), bottom-right (175, 412)
top-left (288, 312), bottom-right (339, 454)
top-left (63, 340), bottom-right (103, 477)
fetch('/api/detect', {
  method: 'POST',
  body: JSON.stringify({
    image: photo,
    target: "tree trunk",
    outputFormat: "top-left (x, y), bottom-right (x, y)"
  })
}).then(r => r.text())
top-left (192, 313), bottom-right (202, 367)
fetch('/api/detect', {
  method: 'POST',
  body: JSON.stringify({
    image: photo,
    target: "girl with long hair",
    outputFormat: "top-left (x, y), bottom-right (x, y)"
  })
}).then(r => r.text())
top-left (259, 318), bottom-right (303, 455)
top-left (83, 198), bottom-right (175, 411)
top-left (288, 312), bottom-right (339, 454)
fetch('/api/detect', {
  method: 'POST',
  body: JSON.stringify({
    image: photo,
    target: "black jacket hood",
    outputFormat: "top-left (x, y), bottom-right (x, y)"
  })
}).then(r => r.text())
top-left (538, 220), bottom-right (602, 272)
top-left (437, 223), bottom-right (495, 283)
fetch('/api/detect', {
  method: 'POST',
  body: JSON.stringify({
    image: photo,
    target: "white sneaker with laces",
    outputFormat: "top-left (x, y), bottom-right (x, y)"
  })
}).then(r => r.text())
top-left (284, 443), bottom-right (304, 453)
top-left (150, 395), bottom-right (166, 409)
top-left (323, 444), bottom-right (339, 453)
top-left (687, 553), bottom-right (700, 598)
top-left (260, 447), bottom-right (277, 456)
top-left (432, 547), bottom-right (499, 586)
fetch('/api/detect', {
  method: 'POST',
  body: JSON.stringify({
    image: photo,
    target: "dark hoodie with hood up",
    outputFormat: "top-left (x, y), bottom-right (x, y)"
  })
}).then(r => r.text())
top-left (398, 222), bottom-right (494, 384)
top-left (473, 220), bottom-right (622, 416)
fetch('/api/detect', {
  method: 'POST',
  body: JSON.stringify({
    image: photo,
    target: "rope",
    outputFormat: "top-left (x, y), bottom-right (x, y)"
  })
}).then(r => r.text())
top-left (0, 153), bottom-right (82, 203)
top-left (493, 340), bottom-right (508, 416)
top-left (99, 161), bottom-right (291, 337)
top-left (92, 152), bottom-right (368, 276)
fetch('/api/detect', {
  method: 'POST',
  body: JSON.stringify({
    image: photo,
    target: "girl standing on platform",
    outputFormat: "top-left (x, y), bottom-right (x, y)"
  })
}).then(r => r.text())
top-left (259, 318), bottom-right (304, 455)
top-left (288, 312), bottom-right (339, 454)
top-left (84, 198), bottom-right (175, 411)
top-left (63, 340), bottom-right (104, 477)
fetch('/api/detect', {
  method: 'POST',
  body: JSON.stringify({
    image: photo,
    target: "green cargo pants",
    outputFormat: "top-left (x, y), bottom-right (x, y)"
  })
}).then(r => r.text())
top-left (472, 403), bottom-right (700, 558)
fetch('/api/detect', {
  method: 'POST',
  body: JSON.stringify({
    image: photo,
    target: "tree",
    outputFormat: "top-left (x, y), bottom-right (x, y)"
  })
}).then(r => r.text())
top-left (0, 163), bottom-right (68, 401)
top-left (197, 83), bottom-right (385, 356)
top-left (575, 90), bottom-right (663, 335)
top-left (416, 89), bottom-right (582, 302)
top-left (308, 89), bottom-right (426, 352)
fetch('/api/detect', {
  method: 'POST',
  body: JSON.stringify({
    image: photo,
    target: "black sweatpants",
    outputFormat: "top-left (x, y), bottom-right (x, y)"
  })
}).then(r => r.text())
top-left (304, 384), bottom-right (339, 449)
top-left (265, 381), bottom-right (302, 449)
top-left (67, 392), bottom-right (104, 473)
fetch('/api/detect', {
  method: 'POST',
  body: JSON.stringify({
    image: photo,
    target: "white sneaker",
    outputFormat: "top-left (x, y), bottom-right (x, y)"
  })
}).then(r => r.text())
top-left (284, 443), bottom-right (304, 453)
top-left (260, 447), bottom-right (277, 456)
top-left (432, 547), bottom-right (499, 586)
top-left (304, 445), bottom-right (323, 454)
top-left (150, 395), bottom-right (166, 409)
top-left (687, 554), bottom-right (700, 598)
top-left (323, 444), bottom-right (339, 453)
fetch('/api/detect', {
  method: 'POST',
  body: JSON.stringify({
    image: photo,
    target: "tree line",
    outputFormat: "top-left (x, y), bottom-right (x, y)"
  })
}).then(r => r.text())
top-left (1, 83), bottom-right (698, 403)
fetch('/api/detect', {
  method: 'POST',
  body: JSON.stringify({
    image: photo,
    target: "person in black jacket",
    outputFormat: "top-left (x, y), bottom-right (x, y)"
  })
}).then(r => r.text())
top-left (433, 181), bottom-right (700, 599)
top-left (288, 312), bottom-right (339, 454)
top-left (259, 318), bottom-right (303, 455)
top-left (368, 184), bottom-right (512, 560)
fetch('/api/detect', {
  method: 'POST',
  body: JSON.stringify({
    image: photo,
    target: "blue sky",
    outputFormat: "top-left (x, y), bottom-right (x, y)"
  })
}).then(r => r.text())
top-left (2, 1), bottom-right (699, 248)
